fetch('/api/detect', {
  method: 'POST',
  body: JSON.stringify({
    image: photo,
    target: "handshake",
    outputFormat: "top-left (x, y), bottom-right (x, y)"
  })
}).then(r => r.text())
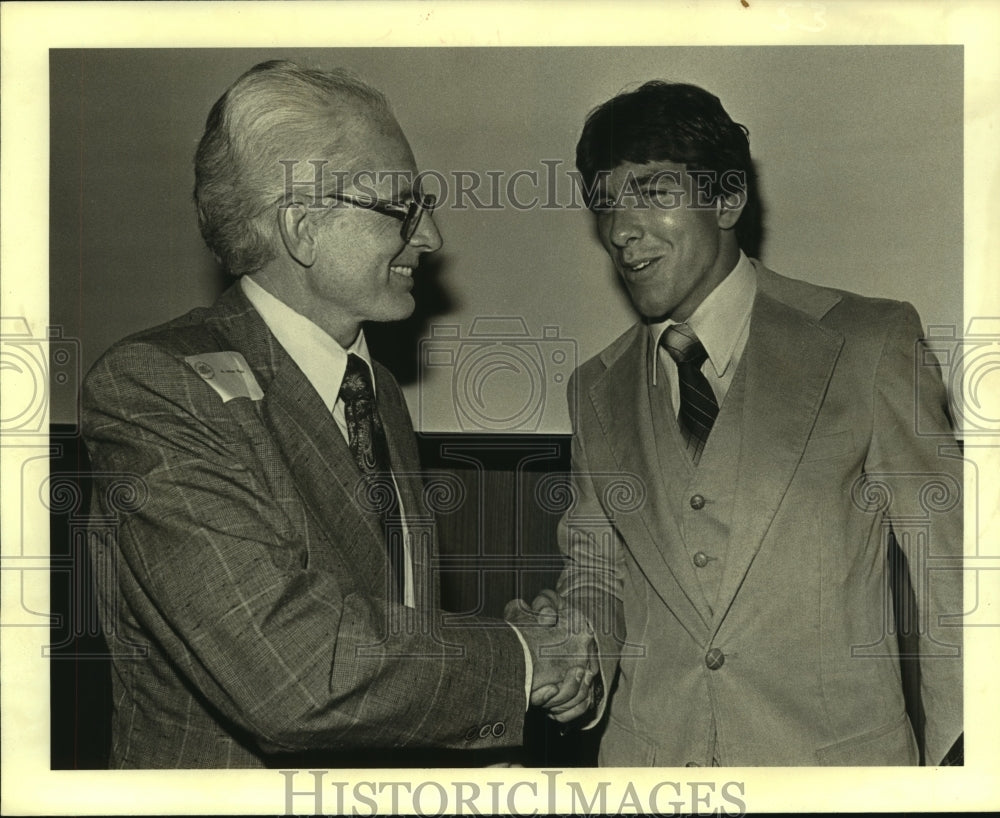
top-left (504, 589), bottom-right (601, 724)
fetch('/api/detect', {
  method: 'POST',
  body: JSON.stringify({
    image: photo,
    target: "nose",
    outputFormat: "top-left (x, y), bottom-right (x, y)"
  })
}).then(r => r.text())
top-left (410, 210), bottom-right (443, 253)
top-left (606, 207), bottom-right (642, 248)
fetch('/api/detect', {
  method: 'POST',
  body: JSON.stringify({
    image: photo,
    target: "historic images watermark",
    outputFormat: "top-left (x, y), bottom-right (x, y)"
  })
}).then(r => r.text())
top-left (280, 160), bottom-right (748, 214)
top-left (279, 768), bottom-right (748, 816)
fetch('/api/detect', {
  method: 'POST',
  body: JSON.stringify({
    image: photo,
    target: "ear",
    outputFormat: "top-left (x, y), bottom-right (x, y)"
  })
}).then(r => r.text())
top-left (716, 189), bottom-right (746, 231)
top-left (277, 202), bottom-right (318, 267)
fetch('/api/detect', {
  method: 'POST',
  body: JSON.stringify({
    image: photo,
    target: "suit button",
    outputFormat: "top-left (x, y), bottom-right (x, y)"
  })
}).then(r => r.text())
top-left (479, 724), bottom-right (493, 738)
top-left (693, 551), bottom-right (710, 568)
top-left (685, 761), bottom-right (701, 767)
top-left (492, 722), bottom-right (506, 737)
top-left (705, 648), bottom-right (725, 669)
top-left (690, 494), bottom-right (706, 510)
top-left (464, 727), bottom-right (479, 742)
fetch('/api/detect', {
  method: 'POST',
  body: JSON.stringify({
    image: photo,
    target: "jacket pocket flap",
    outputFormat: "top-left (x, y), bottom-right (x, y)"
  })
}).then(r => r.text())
top-left (815, 710), bottom-right (918, 765)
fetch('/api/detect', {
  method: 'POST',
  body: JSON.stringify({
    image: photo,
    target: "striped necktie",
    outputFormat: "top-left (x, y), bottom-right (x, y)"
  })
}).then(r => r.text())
top-left (339, 353), bottom-right (404, 603)
top-left (662, 323), bottom-right (719, 464)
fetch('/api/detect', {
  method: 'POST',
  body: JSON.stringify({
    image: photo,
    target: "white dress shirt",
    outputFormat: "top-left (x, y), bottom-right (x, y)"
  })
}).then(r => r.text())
top-left (649, 251), bottom-right (757, 411)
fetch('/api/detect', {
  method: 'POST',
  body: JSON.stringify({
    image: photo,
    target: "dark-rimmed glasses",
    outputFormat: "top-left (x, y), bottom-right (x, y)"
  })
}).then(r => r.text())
top-left (320, 191), bottom-right (438, 244)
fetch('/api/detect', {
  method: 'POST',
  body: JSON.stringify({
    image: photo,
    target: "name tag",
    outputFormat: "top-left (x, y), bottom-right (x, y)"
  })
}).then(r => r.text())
top-left (184, 351), bottom-right (264, 402)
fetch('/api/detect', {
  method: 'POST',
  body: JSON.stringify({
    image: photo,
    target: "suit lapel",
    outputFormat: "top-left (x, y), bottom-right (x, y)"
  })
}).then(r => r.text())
top-left (589, 327), bottom-right (714, 640)
top-left (204, 287), bottom-right (390, 595)
top-left (261, 358), bottom-right (388, 555)
top-left (712, 289), bottom-right (844, 629)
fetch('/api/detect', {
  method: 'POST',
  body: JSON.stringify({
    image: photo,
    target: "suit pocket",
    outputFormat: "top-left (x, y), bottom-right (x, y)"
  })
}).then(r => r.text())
top-left (802, 429), bottom-right (854, 462)
top-left (814, 710), bottom-right (918, 765)
top-left (599, 711), bottom-right (657, 766)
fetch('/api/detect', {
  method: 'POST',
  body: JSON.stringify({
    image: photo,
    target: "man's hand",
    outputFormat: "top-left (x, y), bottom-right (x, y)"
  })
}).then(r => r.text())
top-left (528, 589), bottom-right (601, 722)
top-left (504, 594), bottom-right (599, 723)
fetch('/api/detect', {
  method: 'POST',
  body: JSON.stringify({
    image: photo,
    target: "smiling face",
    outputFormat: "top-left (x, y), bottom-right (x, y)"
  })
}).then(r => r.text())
top-left (595, 159), bottom-right (742, 323)
top-left (296, 113), bottom-right (442, 346)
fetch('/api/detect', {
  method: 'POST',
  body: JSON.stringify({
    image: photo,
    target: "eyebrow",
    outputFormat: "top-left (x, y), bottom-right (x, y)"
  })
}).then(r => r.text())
top-left (622, 170), bottom-right (684, 189)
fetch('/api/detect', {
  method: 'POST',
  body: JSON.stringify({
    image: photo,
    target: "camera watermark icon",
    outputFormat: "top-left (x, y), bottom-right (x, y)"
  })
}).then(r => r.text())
top-left (419, 317), bottom-right (576, 433)
top-left (0, 317), bottom-right (80, 435)
top-left (918, 318), bottom-right (1000, 439)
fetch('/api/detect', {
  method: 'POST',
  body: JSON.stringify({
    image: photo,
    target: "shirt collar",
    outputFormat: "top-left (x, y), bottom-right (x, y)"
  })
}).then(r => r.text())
top-left (240, 275), bottom-right (373, 411)
top-left (648, 250), bottom-right (757, 378)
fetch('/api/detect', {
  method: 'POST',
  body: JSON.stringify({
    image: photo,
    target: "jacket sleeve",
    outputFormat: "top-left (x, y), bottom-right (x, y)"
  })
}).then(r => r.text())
top-left (83, 339), bottom-right (527, 755)
top-left (864, 302), bottom-right (964, 765)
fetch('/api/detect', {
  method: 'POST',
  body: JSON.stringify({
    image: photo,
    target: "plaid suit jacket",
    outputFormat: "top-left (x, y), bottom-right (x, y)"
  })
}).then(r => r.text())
top-left (83, 284), bottom-right (526, 768)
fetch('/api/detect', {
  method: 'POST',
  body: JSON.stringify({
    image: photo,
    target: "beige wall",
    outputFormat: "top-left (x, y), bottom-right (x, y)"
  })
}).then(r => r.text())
top-left (50, 46), bottom-right (962, 431)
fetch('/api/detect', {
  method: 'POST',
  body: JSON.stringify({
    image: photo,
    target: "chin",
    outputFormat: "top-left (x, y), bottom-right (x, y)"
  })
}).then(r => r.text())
top-left (626, 286), bottom-right (671, 320)
top-left (386, 294), bottom-right (416, 321)
top-left (634, 298), bottom-right (675, 321)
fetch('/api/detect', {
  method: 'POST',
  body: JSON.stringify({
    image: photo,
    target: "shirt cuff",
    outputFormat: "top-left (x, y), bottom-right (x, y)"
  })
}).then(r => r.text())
top-left (583, 617), bottom-right (607, 730)
top-left (508, 624), bottom-right (533, 711)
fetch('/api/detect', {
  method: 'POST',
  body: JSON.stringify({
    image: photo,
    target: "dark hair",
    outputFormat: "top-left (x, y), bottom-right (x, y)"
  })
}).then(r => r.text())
top-left (194, 60), bottom-right (391, 276)
top-left (575, 81), bottom-right (761, 252)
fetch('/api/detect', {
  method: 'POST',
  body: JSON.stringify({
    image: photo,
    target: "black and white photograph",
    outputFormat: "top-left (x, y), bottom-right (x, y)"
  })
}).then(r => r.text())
top-left (2, 2), bottom-right (998, 815)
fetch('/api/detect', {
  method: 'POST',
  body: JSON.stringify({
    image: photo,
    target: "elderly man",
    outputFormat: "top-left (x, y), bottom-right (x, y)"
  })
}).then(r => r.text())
top-left (82, 60), bottom-right (590, 768)
top-left (530, 81), bottom-right (963, 766)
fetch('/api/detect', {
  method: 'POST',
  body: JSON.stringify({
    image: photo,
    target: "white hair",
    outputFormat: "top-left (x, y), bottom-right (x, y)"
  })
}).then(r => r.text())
top-left (194, 60), bottom-right (391, 276)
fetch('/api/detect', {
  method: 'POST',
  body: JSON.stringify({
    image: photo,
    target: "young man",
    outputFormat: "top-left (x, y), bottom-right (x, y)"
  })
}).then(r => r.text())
top-left (535, 81), bottom-right (963, 766)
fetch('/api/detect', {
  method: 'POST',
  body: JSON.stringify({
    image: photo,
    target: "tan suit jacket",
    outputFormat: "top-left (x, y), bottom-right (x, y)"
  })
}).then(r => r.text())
top-left (83, 284), bottom-right (527, 768)
top-left (558, 263), bottom-right (963, 766)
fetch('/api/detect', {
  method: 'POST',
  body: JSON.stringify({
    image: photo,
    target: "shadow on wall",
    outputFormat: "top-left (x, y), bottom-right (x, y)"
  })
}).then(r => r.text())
top-left (739, 159), bottom-right (767, 263)
top-left (366, 252), bottom-right (455, 388)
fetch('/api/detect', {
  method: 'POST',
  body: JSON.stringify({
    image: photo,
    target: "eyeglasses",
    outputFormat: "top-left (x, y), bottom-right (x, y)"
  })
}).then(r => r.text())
top-left (320, 190), bottom-right (438, 244)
